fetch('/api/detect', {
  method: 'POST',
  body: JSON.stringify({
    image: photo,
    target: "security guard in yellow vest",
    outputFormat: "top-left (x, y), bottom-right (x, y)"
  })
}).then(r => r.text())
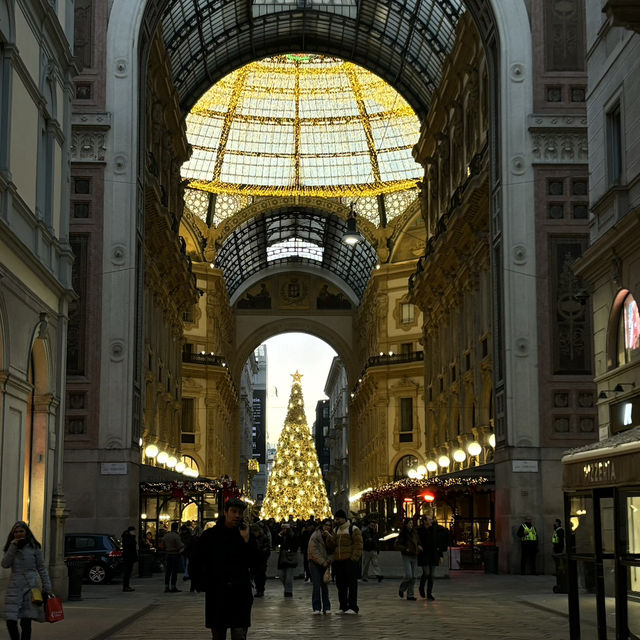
top-left (552, 519), bottom-right (565, 554)
top-left (517, 516), bottom-right (538, 575)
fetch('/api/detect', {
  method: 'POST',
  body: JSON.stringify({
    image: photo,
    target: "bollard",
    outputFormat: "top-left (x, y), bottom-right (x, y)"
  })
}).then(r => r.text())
top-left (66, 557), bottom-right (88, 601)
top-left (482, 546), bottom-right (499, 574)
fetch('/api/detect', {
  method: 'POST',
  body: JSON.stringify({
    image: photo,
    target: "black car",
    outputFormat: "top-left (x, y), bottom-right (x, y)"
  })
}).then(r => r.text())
top-left (64, 534), bottom-right (123, 584)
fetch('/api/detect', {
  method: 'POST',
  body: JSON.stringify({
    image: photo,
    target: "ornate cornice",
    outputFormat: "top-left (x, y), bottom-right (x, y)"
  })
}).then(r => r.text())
top-left (528, 114), bottom-right (588, 165)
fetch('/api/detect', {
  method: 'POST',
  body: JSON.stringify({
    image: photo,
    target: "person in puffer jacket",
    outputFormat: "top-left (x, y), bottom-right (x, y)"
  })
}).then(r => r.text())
top-left (2, 521), bottom-right (52, 640)
top-left (332, 510), bottom-right (363, 614)
top-left (394, 518), bottom-right (422, 601)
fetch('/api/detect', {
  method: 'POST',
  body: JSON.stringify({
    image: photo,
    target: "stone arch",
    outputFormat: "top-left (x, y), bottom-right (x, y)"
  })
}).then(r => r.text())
top-left (103, 0), bottom-right (535, 453)
top-left (25, 335), bottom-right (53, 542)
top-left (233, 318), bottom-right (356, 388)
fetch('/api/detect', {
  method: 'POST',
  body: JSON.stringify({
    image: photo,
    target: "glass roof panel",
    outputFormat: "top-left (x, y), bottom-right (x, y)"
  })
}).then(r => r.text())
top-left (181, 54), bottom-right (421, 200)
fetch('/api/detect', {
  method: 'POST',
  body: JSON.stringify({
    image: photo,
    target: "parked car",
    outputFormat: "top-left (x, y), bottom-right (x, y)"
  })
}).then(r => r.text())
top-left (64, 533), bottom-right (123, 584)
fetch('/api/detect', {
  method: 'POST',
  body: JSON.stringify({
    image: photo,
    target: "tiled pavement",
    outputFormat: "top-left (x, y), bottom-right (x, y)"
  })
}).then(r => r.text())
top-left (39, 572), bottom-right (579, 640)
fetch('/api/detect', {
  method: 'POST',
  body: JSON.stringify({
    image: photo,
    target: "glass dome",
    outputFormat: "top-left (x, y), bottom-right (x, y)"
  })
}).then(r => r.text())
top-left (181, 54), bottom-right (422, 199)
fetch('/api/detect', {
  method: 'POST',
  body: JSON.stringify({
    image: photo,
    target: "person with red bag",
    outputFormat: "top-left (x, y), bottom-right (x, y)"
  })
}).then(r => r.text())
top-left (2, 521), bottom-right (52, 639)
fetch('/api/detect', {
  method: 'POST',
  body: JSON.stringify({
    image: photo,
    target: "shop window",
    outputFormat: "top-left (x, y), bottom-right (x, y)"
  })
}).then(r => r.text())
top-left (181, 398), bottom-right (195, 444)
top-left (399, 397), bottom-right (413, 442)
top-left (617, 293), bottom-right (640, 366)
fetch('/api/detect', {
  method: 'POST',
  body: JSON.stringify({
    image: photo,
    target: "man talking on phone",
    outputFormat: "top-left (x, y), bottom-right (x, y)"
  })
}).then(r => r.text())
top-left (191, 498), bottom-right (259, 640)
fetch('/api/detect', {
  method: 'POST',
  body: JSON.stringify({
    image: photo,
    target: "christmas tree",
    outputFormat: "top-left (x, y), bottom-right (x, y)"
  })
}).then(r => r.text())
top-left (260, 371), bottom-right (332, 521)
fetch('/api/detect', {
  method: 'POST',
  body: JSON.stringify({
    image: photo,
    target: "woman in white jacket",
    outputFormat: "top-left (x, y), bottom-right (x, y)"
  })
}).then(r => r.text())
top-left (2, 521), bottom-right (52, 640)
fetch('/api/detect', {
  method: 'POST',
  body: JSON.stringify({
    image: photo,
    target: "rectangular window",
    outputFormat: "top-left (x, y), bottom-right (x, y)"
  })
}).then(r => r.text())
top-left (181, 398), bottom-right (196, 444)
top-left (401, 342), bottom-right (412, 356)
top-left (607, 103), bottom-right (622, 185)
top-left (400, 397), bottom-right (413, 442)
top-left (182, 306), bottom-right (195, 323)
top-left (401, 303), bottom-right (415, 324)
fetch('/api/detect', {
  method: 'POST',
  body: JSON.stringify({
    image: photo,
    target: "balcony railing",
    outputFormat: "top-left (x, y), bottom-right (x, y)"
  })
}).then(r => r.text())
top-left (365, 351), bottom-right (424, 368)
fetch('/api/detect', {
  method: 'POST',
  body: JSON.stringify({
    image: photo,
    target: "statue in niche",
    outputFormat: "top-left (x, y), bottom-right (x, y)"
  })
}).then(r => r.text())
top-left (237, 283), bottom-right (271, 309)
top-left (317, 283), bottom-right (351, 310)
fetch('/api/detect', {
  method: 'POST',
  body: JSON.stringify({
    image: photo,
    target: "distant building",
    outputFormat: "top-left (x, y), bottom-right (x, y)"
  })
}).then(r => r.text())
top-left (313, 399), bottom-right (331, 496)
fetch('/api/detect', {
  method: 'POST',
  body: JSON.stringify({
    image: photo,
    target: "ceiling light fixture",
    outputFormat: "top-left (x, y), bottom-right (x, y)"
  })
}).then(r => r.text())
top-left (342, 202), bottom-right (363, 246)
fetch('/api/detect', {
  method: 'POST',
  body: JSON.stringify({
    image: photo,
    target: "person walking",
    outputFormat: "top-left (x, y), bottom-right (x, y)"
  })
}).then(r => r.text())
top-left (277, 524), bottom-right (299, 597)
top-left (163, 521), bottom-right (185, 592)
top-left (517, 515), bottom-right (538, 575)
top-left (249, 519), bottom-right (271, 597)
top-left (2, 521), bottom-right (52, 640)
top-left (332, 509), bottom-right (363, 614)
top-left (361, 521), bottom-right (383, 582)
top-left (190, 498), bottom-right (260, 640)
top-left (180, 524), bottom-right (196, 591)
top-left (395, 518), bottom-right (421, 601)
top-left (121, 526), bottom-right (138, 592)
top-left (307, 519), bottom-right (334, 614)
top-left (417, 516), bottom-right (439, 600)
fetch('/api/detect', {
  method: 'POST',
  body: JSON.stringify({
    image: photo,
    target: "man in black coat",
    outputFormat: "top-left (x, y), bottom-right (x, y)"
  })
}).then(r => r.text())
top-left (417, 516), bottom-right (441, 600)
top-left (191, 498), bottom-right (259, 640)
top-left (121, 526), bottom-right (138, 592)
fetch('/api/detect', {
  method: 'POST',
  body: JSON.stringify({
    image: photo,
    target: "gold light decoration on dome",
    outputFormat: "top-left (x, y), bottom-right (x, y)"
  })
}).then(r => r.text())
top-left (181, 54), bottom-right (421, 200)
top-left (260, 371), bottom-right (332, 521)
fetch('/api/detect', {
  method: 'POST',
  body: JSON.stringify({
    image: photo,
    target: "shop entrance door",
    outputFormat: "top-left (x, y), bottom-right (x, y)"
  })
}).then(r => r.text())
top-left (567, 490), bottom-right (615, 640)
top-left (618, 491), bottom-right (640, 640)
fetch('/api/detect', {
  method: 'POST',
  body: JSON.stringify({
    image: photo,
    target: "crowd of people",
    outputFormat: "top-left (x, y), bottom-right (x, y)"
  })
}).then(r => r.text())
top-left (2, 507), bottom-right (566, 640)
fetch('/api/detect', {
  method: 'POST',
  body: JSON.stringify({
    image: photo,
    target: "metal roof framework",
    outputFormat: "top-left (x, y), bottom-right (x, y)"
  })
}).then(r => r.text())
top-left (215, 208), bottom-right (378, 300)
top-left (161, 0), bottom-right (465, 118)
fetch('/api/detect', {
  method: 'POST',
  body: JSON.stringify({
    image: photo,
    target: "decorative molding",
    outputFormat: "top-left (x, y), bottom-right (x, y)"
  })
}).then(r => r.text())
top-left (71, 130), bottom-right (107, 162)
top-left (529, 114), bottom-right (588, 164)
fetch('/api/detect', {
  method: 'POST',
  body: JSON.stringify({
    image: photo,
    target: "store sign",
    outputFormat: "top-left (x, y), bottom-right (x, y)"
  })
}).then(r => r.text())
top-left (564, 450), bottom-right (640, 489)
top-left (582, 459), bottom-right (616, 484)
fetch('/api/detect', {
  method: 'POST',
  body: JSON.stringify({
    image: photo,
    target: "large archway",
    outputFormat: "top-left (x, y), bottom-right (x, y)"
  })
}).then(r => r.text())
top-left (104, 0), bottom-right (536, 454)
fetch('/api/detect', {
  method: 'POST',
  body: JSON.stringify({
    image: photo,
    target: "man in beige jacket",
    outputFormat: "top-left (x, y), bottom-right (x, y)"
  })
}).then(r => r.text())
top-left (332, 510), bottom-right (363, 614)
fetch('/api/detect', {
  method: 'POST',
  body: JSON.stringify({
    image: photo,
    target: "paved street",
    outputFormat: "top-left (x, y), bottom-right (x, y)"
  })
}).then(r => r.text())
top-left (39, 572), bottom-right (577, 640)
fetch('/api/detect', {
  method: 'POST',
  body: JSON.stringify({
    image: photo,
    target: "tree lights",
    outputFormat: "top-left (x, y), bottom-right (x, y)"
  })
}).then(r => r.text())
top-left (260, 370), bottom-right (332, 521)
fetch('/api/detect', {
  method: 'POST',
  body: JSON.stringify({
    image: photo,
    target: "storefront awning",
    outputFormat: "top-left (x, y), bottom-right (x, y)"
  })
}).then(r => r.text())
top-left (562, 425), bottom-right (640, 490)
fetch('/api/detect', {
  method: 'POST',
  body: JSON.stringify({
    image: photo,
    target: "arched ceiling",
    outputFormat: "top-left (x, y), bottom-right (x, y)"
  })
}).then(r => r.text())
top-left (160, 0), bottom-right (466, 118)
top-left (215, 208), bottom-right (378, 301)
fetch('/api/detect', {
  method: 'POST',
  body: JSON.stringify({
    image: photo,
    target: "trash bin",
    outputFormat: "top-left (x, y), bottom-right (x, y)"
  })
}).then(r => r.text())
top-left (139, 551), bottom-right (154, 578)
top-left (66, 557), bottom-right (88, 601)
top-left (482, 546), bottom-right (499, 574)
top-left (553, 554), bottom-right (568, 593)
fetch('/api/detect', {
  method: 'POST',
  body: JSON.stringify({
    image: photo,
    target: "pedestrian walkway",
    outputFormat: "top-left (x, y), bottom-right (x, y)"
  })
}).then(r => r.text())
top-left (36, 572), bottom-right (576, 639)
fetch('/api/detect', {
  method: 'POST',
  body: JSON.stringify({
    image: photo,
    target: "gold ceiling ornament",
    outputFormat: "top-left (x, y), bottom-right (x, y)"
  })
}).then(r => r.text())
top-left (181, 54), bottom-right (421, 200)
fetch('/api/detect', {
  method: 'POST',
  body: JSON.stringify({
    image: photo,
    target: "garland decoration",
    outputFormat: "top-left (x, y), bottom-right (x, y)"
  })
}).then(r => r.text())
top-left (361, 476), bottom-right (490, 502)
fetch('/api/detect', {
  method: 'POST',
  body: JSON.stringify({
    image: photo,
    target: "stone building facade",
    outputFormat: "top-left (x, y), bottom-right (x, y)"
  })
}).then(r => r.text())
top-left (0, 0), bottom-right (76, 592)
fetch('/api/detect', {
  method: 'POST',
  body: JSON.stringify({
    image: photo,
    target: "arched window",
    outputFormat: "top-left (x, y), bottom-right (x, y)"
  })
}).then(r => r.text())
top-left (617, 293), bottom-right (640, 366)
top-left (181, 455), bottom-right (199, 474)
top-left (394, 455), bottom-right (418, 479)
